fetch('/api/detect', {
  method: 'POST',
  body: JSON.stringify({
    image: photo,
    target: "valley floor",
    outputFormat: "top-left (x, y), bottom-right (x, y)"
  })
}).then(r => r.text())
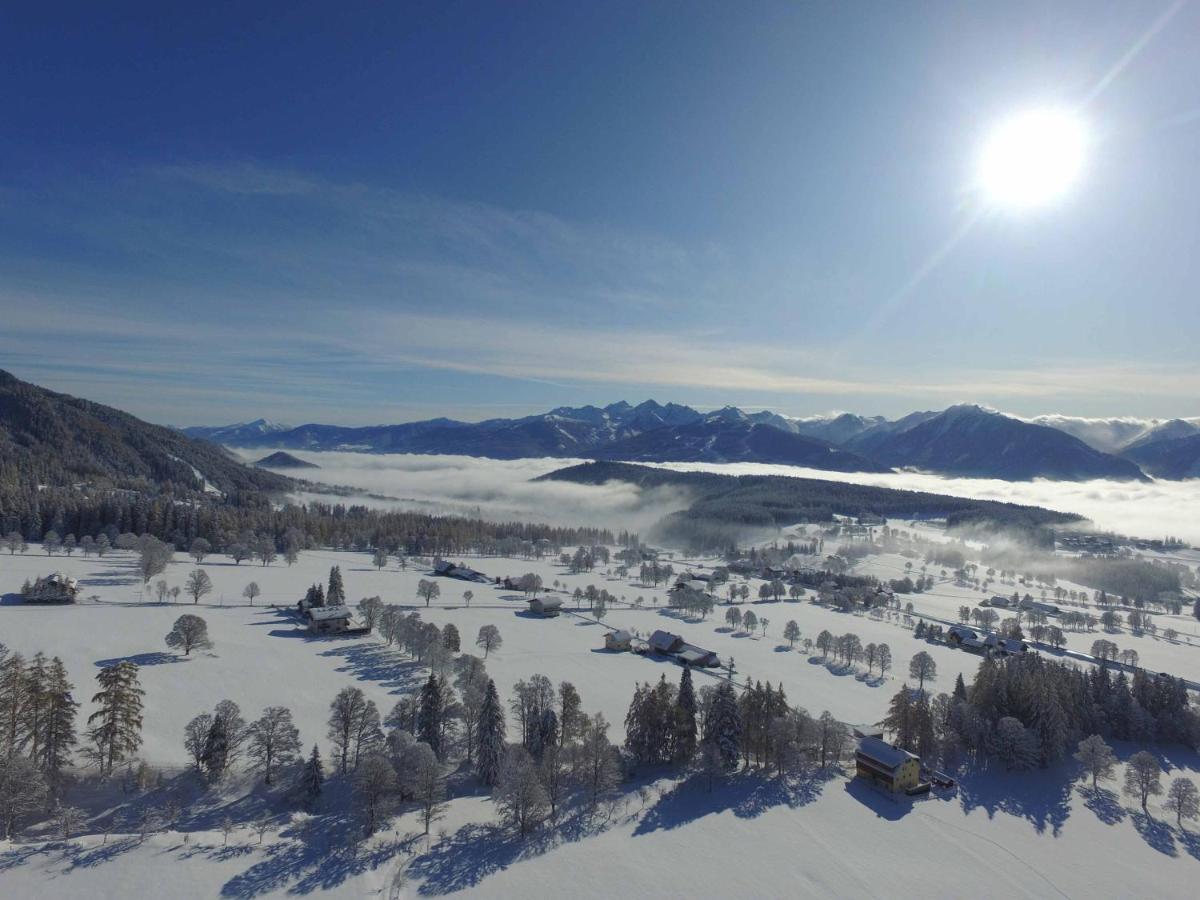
top-left (2, 545), bottom-right (1199, 897)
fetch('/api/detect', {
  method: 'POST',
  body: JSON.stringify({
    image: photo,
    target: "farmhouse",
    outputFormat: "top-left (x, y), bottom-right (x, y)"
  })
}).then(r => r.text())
top-left (647, 629), bottom-right (720, 667)
top-left (527, 596), bottom-right (563, 617)
top-left (855, 737), bottom-right (922, 793)
top-left (23, 573), bottom-right (80, 603)
top-left (983, 634), bottom-right (1028, 656)
top-left (649, 630), bottom-right (685, 654)
top-left (433, 560), bottom-right (490, 583)
top-left (605, 629), bottom-right (633, 651)
top-left (307, 606), bottom-right (353, 634)
top-left (676, 644), bottom-right (720, 667)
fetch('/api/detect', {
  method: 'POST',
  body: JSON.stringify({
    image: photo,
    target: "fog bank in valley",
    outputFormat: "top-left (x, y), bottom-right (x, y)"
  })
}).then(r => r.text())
top-left (242, 449), bottom-right (1200, 546)
top-left (245, 451), bottom-right (693, 533)
top-left (649, 461), bottom-right (1200, 545)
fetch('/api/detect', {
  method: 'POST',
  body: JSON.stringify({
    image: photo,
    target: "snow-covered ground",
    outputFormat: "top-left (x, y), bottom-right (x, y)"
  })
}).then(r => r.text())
top-left (3, 544), bottom-right (1200, 897)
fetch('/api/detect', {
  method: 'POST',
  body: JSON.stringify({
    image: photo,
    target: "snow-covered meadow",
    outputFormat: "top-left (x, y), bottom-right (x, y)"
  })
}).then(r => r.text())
top-left (3, 532), bottom-right (1200, 897)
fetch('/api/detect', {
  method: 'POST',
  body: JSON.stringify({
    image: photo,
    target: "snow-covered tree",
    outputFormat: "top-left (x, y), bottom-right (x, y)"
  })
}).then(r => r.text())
top-left (185, 569), bottom-right (213, 605)
top-left (496, 745), bottom-right (549, 835)
top-left (328, 687), bottom-right (382, 774)
top-left (1164, 777), bottom-right (1199, 829)
top-left (407, 742), bottom-right (446, 835)
top-left (357, 595), bottom-right (384, 630)
top-left (1123, 751), bottom-right (1162, 811)
top-left (165, 614), bottom-right (213, 656)
top-left (783, 620), bottom-right (801, 648)
top-left (0, 755), bottom-right (47, 839)
top-left (138, 537), bottom-right (173, 585)
top-left (416, 578), bottom-right (439, 607)
top-left (578, 712), bottom-right (620, 806)
top-left (247, 706), bottom-right (301, 784)
top-left (242, 582), bottom-right (261, 606)
top-left (189, 537), bottom-right (211, 565)
top-left (476, 625), bottom-right (502, 659)
top-left (992, 717), bottom-right (1038, 771)
top-left (1073, 734), bottom-right (1116, 790)
top-left (354, 753), bottom-right (398, 835)
top-left (442, 623), bottom-right (461, 652)
top-left (908, 651), bottom-right (937, 693)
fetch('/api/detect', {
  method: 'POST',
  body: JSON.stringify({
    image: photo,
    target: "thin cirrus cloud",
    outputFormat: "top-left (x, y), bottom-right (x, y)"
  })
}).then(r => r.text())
top-left (1, 160), bottom-right (1197, 424)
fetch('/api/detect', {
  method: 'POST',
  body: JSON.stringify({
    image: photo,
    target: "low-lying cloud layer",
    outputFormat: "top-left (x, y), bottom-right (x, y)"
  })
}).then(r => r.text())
top-left (649, 462), bottom-right (1200, 545)
top-left (244, 450), bottom-right (1200, 546)
top-left (250, 451), bottom-right (692, 534)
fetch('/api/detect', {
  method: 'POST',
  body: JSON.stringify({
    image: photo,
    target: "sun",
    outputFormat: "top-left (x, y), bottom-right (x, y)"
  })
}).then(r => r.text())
top-left (978, 109), bottom-right (1087, 209)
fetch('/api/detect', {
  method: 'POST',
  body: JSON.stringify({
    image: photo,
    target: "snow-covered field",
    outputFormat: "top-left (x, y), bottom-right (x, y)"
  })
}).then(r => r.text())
top-left (3, 541), bottom-right (1200, 897)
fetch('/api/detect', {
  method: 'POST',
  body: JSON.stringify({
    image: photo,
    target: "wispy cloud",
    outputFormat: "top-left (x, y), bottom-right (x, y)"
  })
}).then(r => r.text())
top-left (3, 161), bottom-right (1198, 423)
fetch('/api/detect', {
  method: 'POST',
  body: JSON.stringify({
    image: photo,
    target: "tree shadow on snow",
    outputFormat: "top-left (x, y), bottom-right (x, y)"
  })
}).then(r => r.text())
top-left (956, 765), bottom-right (1072, 837)
top-left (219, 811), bottom-right (399, 898)
top-left (319, 642), bottom-right (426, 695)
top-left (406, 806), bottom-right (611, 896)
top-left (1130, 810), bottom-right (1177, 857)
top-left (633, 769), bottom-right (828, 837)
top-left (1079, 785), bottom-right (1126, 826)
top-left (94, 651), bottom-right (182, 668)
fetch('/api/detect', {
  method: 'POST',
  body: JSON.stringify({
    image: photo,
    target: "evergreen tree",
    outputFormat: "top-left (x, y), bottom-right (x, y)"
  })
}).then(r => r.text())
top-left (39, 657), bottom-right (78, 787)
top-left (705, 681), bottom-right (742, 770)
top-left (417, 673), bottom-right (445, 759)
top-left (0, 651), bottom-right (28, 759)
top-left (86, 661), bottom-right (144, 776)
top-left (297, 744), bottom-right (324, 807)
top-left (953, 673), bottom-right (968, 701)
top-left (883, 686), bottom-right (915, 751)
top-left (674, 666), bottom-right (698, 764)
top-left (476, 679), bottom-right (506, 785)
top-left (327, 566), bottom-right (345, 606)
top-left (201, 714), bottom-right (231, 780)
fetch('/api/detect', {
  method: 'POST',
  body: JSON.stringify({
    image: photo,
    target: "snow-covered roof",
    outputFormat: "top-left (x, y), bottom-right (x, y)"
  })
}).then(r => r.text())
top-left (308, 606), bottom-right (352, 622)
top-left (677, 646), bottom-right (717, 665)
top-left (530, 596), bottom-right (563, 608)
top-left (857, 737), bottom-right (918, 770)
top-left (608, 629), bottom-right (632, 641)
top-left (649, 630), bottom-right (684, 652)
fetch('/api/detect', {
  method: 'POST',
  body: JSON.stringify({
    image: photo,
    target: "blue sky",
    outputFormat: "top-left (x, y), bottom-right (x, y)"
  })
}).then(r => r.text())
top-left (2, 1), bottom-right (1198, 425)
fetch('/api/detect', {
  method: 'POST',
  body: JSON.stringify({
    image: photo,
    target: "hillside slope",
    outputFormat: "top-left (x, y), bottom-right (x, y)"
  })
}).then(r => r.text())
top-left (1124, 433), bottom-right (1200, 479)
top-left (852, 405), bottom-right (1147, 481)
top-left (0, 370), bottom-right (293, 494)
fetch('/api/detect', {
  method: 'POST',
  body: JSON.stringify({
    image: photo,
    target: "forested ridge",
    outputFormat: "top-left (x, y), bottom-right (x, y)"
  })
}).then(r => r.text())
top-left (541, 461), bottom-right (1082, 550)
top-left (0, 371), bottom-right (611, 555)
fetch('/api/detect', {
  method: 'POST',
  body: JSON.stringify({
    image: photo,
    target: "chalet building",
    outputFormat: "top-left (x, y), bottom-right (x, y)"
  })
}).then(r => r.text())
top-left (307, 606), bottom-right (353, 634)
top-left (24, 573), bottom-right (80, 603)
top-left (855, 737), bottom-right (921, 793)
top-left (605, 629), bottom-right (633, 651)
top-left (527, 596), bottom-right (563, 617)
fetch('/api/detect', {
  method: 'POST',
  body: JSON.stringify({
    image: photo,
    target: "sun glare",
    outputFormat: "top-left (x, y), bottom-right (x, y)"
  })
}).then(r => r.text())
top-left (978, 108), bottom-right (1087, 209)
